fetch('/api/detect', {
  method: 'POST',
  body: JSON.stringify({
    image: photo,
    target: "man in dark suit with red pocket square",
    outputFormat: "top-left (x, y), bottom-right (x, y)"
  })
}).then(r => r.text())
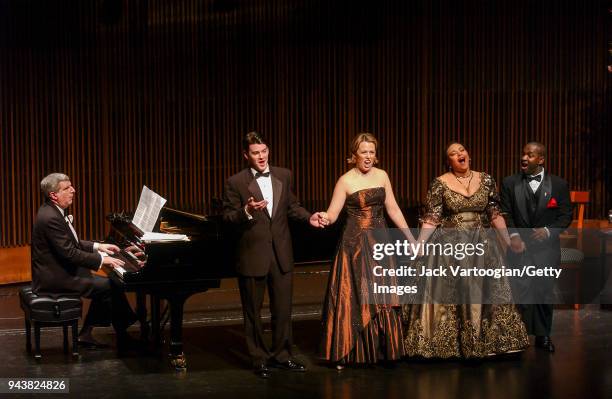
top-left (500, 142), bottom-right (573, 352)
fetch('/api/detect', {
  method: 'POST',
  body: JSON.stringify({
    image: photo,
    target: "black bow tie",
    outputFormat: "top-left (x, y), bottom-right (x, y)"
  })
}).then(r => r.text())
top-left (526, 174), bottom-right (542, 183)
top-left (255, 171), bottom-right (270, 178)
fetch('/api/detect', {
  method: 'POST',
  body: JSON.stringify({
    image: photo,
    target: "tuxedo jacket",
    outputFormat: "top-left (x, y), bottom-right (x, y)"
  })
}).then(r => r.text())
top-left (31, 201), bottom-right (102, 297)
top-left (500, 172), bottom-right (572, 264)
top-left (223, 166), bottom-right (311, 277)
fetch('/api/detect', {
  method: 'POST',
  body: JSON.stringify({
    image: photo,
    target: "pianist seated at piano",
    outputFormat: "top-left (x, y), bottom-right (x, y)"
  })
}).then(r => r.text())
top-left (31, 173), bottom-right (139, 350)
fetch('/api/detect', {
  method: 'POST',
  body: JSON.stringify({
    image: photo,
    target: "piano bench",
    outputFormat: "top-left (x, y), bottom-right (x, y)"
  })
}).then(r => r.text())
top-left (19, 286), bottom-right (82, 359)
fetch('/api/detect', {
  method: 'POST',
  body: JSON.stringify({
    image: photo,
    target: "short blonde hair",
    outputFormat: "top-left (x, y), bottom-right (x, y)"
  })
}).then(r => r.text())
top-left (347, 132), bottom-right (379, 164)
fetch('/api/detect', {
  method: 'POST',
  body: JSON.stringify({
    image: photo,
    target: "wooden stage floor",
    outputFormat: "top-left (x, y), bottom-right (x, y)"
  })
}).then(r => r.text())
top-left (0, 265), bottom-right (611, 399)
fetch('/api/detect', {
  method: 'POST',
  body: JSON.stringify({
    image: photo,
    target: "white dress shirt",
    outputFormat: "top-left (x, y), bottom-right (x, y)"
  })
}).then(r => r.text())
top-left (251, 167), bottom-right (273, 217)
top-left (526, 169), bottom-right (550, 237)
top-left (528, 169), bottom-right (545, 193)
top-left (56, 205), bottom-right (80, 243)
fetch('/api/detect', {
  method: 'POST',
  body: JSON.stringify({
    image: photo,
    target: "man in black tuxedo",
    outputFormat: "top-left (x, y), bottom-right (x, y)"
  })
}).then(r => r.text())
top-left (31, 173), bottom-right (137, 348)
top-left (223, 132), bottom-right (326, 378)
top-left (500, 142), bottom-right (572, 352)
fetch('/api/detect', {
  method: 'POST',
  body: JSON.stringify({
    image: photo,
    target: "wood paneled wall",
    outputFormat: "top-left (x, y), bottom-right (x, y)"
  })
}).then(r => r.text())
top-left (0, 0), bottom-right (610, 247)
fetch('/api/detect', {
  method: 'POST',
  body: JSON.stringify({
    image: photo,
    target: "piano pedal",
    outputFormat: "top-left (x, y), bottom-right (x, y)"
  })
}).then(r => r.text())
top-left (170, 352), bottom-right (187, 371)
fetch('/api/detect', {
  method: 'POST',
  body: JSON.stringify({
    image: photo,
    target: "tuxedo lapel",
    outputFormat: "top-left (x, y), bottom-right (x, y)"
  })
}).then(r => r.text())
top-left (534, 174), bottom-right (552, 225)
top-left (270, 174), bottom-right (282, 220)
top-left (48, 202), bottom-right (79, 245)
top-left (513, 177), bottom-right (530, 226)
top-left (245, 169), bottom-right (271, 219)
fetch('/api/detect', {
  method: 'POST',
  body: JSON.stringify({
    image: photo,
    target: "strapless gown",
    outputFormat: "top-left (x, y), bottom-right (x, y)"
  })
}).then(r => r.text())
top-left (321, 187), bottom-right (404, 364)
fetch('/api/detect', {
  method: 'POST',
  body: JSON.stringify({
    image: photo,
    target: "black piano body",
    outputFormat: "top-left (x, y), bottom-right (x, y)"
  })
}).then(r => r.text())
top-left (104, 207), bottom-right (342, 369)
top-left (104, 208), bottom-right (237, 369)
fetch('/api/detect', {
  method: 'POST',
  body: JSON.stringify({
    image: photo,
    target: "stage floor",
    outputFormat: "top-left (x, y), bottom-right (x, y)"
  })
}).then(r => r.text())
top-left (0, 266), bottom-right (611, 399)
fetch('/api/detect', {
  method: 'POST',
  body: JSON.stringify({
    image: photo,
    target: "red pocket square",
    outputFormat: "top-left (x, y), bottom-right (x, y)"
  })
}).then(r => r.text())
top-left (546, 197), bottom-right (558, 208)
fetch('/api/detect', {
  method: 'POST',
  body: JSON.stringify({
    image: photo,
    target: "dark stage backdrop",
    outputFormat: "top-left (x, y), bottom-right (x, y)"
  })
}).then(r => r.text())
top-left (0, 0), bottom-right (610, 247)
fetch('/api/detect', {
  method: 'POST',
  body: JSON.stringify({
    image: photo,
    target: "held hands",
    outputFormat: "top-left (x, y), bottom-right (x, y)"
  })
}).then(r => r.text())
top-left (530, 228), bottom-right (548, 242)
top-left (509, 235), bottom-right (526, 253)
top-left (401, 228), bottom-right (417, 246)
top-left (310, 212), bottom-right (329, 228)
top-left (319, 212), bottom-right (330, 225)
top-left (397, 229), bottom-right (418, 257)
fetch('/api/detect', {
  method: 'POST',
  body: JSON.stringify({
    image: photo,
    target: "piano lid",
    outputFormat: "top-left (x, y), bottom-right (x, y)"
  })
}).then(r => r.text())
top-left (162, 207), bottom-right (208, 222)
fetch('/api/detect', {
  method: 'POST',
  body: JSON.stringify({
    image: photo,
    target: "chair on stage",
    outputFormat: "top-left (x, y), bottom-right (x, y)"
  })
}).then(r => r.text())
top-left (19, 286), bottom-right (82, 359)
top-left (560, 191), bottom-right (589, 310)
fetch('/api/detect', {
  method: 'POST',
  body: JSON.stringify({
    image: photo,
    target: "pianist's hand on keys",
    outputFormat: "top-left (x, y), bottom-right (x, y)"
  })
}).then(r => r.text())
top-left (125, 245), bottom-right (145, 258)
top-left (98, 243), bottom-right (121, 255)
top-left (102, 254), bottom-right (125, 268)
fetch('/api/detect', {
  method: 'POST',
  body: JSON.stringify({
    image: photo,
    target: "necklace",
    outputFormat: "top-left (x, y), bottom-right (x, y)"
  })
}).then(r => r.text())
top-left (453, 170), bottom-right (473, 191)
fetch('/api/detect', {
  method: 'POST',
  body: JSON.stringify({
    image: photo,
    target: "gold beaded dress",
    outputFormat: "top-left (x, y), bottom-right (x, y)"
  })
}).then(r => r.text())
top-left (402, 173), bottom-right (529, 358)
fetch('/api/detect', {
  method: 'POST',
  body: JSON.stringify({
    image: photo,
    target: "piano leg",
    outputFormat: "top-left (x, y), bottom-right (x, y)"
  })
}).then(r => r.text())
top-left (136, 292), bottom-right (149, 342)
top-left (151, 296), bottom-right (161, 346)
top-left (167, 293), bottom-right (190, 371)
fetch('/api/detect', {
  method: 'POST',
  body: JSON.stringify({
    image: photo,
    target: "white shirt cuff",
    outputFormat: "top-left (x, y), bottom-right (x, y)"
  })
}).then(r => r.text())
top-left (510, 233), bottom-right (520, 238)
top-left (97, 251), bottom-right (106, 269)
top-left (244, 205), bottom-right (253, 220)
top-left (544, 227), bottom-right (550, 238)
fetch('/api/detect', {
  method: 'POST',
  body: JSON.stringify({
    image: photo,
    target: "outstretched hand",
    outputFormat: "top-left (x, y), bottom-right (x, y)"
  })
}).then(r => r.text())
top-left (246, 196), bottom-right (268, 214)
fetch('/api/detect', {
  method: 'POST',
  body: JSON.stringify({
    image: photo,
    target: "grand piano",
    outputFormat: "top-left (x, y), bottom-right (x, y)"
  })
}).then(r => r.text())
top-left (103, 206), bottom-right (341, 370)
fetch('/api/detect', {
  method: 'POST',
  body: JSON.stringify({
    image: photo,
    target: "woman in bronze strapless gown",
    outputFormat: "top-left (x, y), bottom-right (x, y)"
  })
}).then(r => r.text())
top-left (319, 133), bottom-right (415, 368)
top-left (402, 142), bottom-right (529, 358)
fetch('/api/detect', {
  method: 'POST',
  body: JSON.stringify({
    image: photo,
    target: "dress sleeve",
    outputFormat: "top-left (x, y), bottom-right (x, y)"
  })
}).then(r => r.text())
top-left (420, 178), bottom-right (444, 226)
top-left (483, 173), bottom-right (502, 221)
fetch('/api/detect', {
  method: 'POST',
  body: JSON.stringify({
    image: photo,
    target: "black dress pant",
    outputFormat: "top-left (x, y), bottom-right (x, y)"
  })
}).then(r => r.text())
top-left (83, 275), bottom-right (137, 333)
top-left (238, 257), bottom-right (293, 366)
top-left (511, 250), bottom-right (556, 337)
top-left (521, 304), bottom-right (553, 336)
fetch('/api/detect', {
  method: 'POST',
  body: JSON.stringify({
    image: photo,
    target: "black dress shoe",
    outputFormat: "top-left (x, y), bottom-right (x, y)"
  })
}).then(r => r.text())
top-left (535, 336), bottom-right (555, 352)
top-left (253, 363), bottom-right (270, 379)
top-left (269, 359), bottom-right (307, 372)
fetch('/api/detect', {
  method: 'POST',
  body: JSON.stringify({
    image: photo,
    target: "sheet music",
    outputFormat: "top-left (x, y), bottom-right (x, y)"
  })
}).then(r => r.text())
top-left (141, 232), bottom-right (189, 242)
top-left (132, 186), bottom-right (167, 233)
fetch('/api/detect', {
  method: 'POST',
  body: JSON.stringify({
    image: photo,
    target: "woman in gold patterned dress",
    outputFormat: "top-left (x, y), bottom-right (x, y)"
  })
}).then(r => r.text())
top-left (319, 133), bottom-right (415, 368)
top-left (402, 142), bottom-right (529, 358)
